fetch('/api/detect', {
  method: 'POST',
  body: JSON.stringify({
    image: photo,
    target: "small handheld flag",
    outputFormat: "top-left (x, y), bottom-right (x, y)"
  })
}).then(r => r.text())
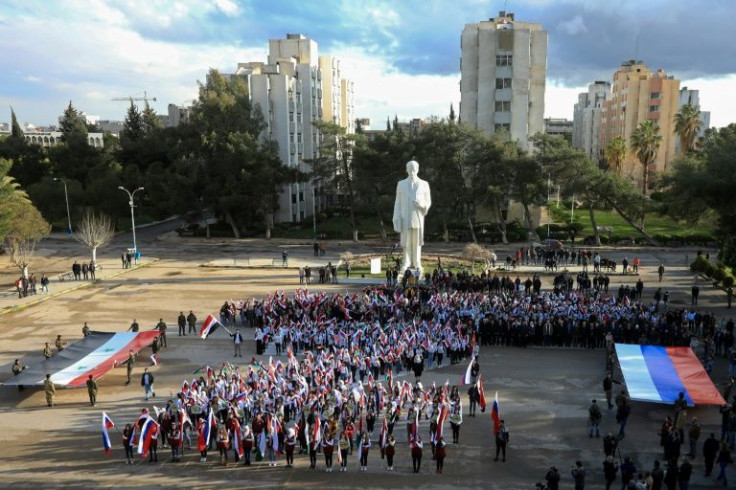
top-left (478, 374), bottom-right (487, 412)
top-left (101, 412), bottom-right (115, 455)
top-left (461, 356), bottom-right (474, 386)
top-left (491, 391), bottom-right (501, 435)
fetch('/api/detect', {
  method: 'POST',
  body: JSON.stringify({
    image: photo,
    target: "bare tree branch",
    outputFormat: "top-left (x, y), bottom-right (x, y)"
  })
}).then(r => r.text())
top-left (73, 209), bottom-right (115, 265)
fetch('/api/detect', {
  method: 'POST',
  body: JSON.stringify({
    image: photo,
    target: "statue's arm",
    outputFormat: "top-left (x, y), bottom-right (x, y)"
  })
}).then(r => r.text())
top-left (415, 182), bottom-right (432, 215)
top-left (393, 182), bottom-right (403, 231)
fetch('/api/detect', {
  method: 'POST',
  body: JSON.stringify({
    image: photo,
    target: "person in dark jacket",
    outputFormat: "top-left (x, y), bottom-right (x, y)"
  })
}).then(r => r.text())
top-left (650, 460), bottom-right (664, 490)
top-left (570, 460), bottom-right (585, 490)
top-left (677, 458), bottom-right (692, 490)
top-left (620, 457), bottom-right (636, 488)
top-left (602, 455), bottom-right (618, 490)
top-left (545, 466), bottom-right (560, 490)
top-left (703, 433), bottom-right (720, 476)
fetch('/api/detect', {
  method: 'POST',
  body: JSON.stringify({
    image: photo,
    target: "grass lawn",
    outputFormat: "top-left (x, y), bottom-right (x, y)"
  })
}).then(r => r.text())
top-left (548, 205), bottom-right (715, 243)
top-left (271, 216), bottom-right (395, 241)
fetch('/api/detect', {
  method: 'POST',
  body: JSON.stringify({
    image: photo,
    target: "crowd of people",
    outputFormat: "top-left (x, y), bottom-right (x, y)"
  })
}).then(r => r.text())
top-left (103, 263), bottom-right (736, 484)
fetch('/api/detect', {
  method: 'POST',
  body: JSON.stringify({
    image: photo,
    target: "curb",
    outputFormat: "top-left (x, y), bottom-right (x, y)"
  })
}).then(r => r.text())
top-left (0, 258), bottom-right (160, 316)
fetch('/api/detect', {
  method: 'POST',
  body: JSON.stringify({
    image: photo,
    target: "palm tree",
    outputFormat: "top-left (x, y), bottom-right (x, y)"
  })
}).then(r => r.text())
top-left (605, 136), bottom-right (627, 173)
top-left (674, 103), bottom-right (703, 153)
top-left (630, 121), bottom-right (662, 195)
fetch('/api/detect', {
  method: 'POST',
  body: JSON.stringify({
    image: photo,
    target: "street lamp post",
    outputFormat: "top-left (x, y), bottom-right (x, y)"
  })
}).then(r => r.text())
top-left (118, 186), bottom-right (144, 253)
top-left (53, 177), bottom-right (72, 235)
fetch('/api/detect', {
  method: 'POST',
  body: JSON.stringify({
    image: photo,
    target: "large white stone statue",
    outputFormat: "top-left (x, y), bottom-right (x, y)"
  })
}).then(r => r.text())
top-left (393, 160), bottom-right (431, 272)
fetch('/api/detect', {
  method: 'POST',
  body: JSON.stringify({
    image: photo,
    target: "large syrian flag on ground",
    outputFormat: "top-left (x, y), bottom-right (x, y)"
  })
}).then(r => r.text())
top-left (2, 331), bottom-right (160, 388)
top-left (199, 314), bottom-right (223, 340)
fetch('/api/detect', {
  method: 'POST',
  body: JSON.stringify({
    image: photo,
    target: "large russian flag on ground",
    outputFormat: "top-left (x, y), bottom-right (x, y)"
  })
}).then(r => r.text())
top-left (615, 344), bottom-right (725, 406)
top-left (199, 314), bottom-right (222, 340)
top-left (101, 412), bottom-right (114, 455)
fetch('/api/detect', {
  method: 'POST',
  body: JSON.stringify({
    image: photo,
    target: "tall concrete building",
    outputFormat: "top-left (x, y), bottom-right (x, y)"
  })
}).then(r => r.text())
top-left (676, 87), bottom-right (710, 152)
top-left (599, 60), bottom-right (680, 179)
top-left (230, 34), bottom-right (354, 224)
top-left (459, 11), bottom-right (547, 151)
top-left (572, 81), bottom-right (610, 163)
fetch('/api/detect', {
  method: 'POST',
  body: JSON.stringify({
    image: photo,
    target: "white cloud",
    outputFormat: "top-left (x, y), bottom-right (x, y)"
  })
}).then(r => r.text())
top-left (2, 8), bottom-right (266, 125)
top-left (557, 15), bottom-right (588, 35)
top-left (24, 75), bottom-right (41, 83)
top-left (329, 46), bottom-right (459, 126)
top-left (680, 75), bottom-right (736, 129)
top-left (213, 0), bottom-right (239, 16)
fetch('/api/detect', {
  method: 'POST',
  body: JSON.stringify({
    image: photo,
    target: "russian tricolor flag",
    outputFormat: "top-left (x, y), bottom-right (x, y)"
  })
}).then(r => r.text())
top-left (137, 416), bottom-right (159, 457)
top-left (615, 344), bottom-right (725, 406)
top-left (199, 314), bottom-right (222, 340)
top-left (491, 392), bottom-right (501, 435)
top-left (101, 412), bottom-right (115, 455)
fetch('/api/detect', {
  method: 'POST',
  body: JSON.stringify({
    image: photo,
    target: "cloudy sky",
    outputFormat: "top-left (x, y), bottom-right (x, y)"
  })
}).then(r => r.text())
top-left (2, 0), bottom-right (735, 129)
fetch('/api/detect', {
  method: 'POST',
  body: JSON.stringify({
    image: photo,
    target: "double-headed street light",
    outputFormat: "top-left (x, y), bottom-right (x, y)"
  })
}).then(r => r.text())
top-left (53, 177), bottom-right (72, 235)
top-left (118, 186), bottom-right (145, 253)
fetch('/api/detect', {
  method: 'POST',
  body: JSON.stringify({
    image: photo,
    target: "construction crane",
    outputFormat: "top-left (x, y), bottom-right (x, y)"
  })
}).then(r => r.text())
top-left (111, 91), bottom-right (157, 104)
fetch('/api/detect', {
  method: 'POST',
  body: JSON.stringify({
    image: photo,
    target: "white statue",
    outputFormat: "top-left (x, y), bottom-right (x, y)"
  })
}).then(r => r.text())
top-left (393, 160), bottom-right (431, 272)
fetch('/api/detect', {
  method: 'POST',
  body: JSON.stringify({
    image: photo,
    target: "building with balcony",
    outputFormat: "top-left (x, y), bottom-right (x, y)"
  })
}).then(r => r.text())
top-left (460, 11), bottom-right (547, 151)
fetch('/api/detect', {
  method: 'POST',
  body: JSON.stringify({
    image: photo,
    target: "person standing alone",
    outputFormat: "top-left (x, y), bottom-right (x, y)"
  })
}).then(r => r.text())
top-left (86, 374), bottom-right (98, 406)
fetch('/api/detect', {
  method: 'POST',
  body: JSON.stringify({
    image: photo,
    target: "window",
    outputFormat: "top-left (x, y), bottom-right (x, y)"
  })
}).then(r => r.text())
top-left (495, 78), bottom-right (512, 89)
top-left (495, 101), bottom-right (511, 112)
top-left (495, 54), bottom-right (513, 66)
top-left (650, 92), bottom-right (661, 100)
top-left (495, 123), bottom-right (510, 133)
top-left (649, 105), bottom-right (660, 112)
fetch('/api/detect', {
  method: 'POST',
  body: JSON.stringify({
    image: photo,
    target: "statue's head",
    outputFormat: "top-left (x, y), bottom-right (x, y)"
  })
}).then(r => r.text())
top-left (406, 160), bottom-right (419, 178)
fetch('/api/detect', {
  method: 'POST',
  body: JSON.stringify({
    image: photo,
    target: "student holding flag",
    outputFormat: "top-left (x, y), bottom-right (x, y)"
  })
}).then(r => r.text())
top-left (322, 431), bottom-right (335, 472)
top-left (435, 436), bottom-right (446, 474)
top-left (358, 431), bottom-right (371, 472)
top-left (338, 431), bottom-right (350, 471)
top-left (243, 426), bottom-right (254, 465)
top-left (411, 435), bottom-right (423, 473)
top-left (284, 428), bottom-right (296, 468)
top-left (385, 434), bottom-right (396, 472)
top-left (121, 423), bottom-right (134, 464)
top-left (449, 393), bottom-right (463, 443)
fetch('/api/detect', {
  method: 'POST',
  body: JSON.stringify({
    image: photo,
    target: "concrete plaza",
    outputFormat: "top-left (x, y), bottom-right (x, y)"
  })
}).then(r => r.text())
top-left (0, 223), bottom-right (733, 488)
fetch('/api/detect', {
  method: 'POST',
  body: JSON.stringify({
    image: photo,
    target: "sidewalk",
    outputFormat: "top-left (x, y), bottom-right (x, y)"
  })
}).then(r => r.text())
top-left (0, 258), bottom-right (159, 315)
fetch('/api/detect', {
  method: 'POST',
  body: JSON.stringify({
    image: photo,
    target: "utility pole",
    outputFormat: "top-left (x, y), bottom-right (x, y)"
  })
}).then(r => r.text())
top-left (53, 177), bottom-right (72, 235)
top-left (118, 186), bottom-right (145, 253)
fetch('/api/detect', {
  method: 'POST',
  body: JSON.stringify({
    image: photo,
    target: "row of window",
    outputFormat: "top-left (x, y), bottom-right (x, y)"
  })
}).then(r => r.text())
top-left (496, 54), bottom-right (513, 66)
top-left (495, 78), bottom-right (512, 89)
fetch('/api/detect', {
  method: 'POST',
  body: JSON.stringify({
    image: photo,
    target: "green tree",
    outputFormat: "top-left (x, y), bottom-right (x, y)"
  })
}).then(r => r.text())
top-left (352, 128), bottom-right (413, 240)
top-left (664, 124), bottom-right (736, 265)
top-left (187, 69), bottom-right (292, 238)
top-left (310, 121), bottom-right (361, 241)
top-left (142, 101), bottom-right (162, 135)
top-left (605, 136), bottom-right (627, 173)
top-left (674, 103), bottom-right (703, 153)
top-left (10, 107), bottom-right (23, 139)
top-left (0, 109), bottom-right (51, 188)
top-left (121, 102), bottom-right (144, 143)
top-left (58, 101), bottom-right (88, 144)
top-left (0, 157), bottom-right (31, 242)
top-left (630, 120), bottom-right (662, 196)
